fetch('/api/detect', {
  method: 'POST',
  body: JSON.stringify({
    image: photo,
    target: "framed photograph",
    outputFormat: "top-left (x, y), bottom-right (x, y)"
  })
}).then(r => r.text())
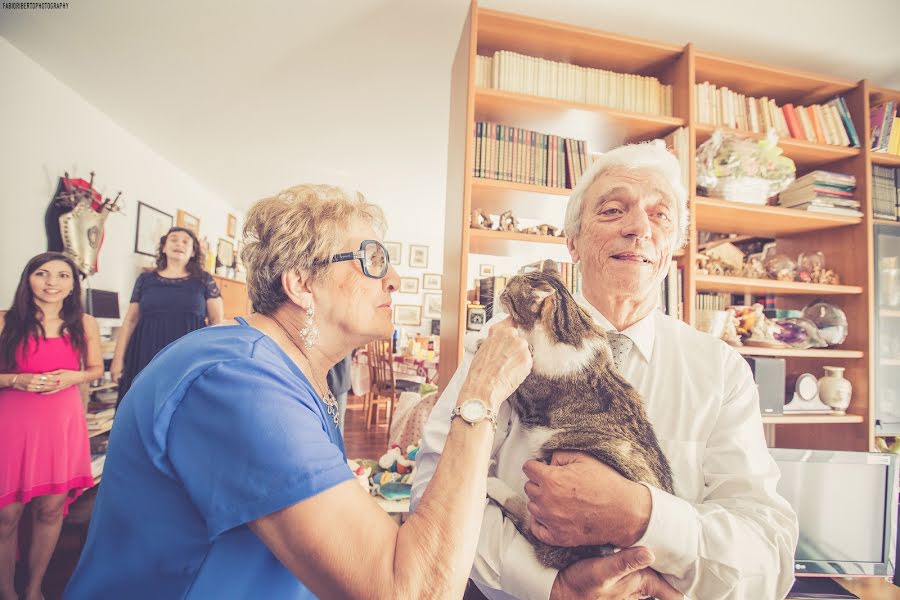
top-left (422, 273), bottom-right (442, 290)
top-left (466, 304), bottom-right (486, 331)
top-left (423, 293), bottom-right (442, 319)
top-left (409, 244), bottom-right (429, 268)
top-left (226, 213), bottom-right (238, 238)
top-left (394, 304), bottom-right (422, 326)
top-left (134, 201), bottom-right (173, 257)
top-left (399, 277), bottom-right (419, 294)
top-left (216, 238), bottom-right (235, 269)
top-left (176, 209), bottom-right (200, 236)
top-left (384, 241), bottom-right (402, 266)
top-left (479, 264), bottom-right (495, 277)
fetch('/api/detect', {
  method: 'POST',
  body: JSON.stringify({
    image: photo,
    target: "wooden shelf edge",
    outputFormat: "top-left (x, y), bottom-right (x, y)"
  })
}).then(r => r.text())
top-left (694, 196), bottom-right (861, 233)
top-left (469, 228), bottom-right (568, 245)
top-left (695, 275), bottom-right (863, 295)
top-left (762, 414), bottom-right (864, 425)
top-left (476, 88), bottom-right (684, 127)
top-left (472, 178), bottom-right (572, 197)
top-left (871, 152), bottom-right (900, 167)
top-left (734, 346), bottom-right (863, 359)
top-left (874, 218), bottom-right (900, 227)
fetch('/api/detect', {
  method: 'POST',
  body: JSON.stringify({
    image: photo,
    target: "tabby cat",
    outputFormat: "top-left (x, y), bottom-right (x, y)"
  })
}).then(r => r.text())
top-left (485, 263), bottom-right (674, 570)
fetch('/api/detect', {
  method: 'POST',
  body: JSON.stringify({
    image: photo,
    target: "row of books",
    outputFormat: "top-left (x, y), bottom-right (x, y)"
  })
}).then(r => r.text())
top-left (475, 51), bottom-right (674, 117)
top-left (777, 171), bottom-right (861, 217)
top-left (873, 165), bottom-right (900, 221)
top-left (696, 292), bottom-right (732, 311)
top-left (871, 101), bottom-right (900, 155)
top-left (473, 122), bottom-right (590, 188)
top-left (695, 82), bottom-right (859, 147)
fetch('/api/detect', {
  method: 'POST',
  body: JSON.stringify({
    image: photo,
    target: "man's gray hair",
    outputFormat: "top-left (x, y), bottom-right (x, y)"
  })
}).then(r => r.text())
top-left (564, 140), bottom-right (689, 249)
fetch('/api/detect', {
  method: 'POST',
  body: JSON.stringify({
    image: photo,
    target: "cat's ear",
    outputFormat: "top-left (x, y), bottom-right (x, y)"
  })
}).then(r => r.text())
top-left (540, 259), bottom-right (562, 279)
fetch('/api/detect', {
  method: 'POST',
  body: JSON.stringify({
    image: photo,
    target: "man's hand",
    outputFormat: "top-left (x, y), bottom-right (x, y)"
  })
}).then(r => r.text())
top-left (550, 547), bottom-right (683, 600)
top-left (523, 450), bottom-right (652, 548)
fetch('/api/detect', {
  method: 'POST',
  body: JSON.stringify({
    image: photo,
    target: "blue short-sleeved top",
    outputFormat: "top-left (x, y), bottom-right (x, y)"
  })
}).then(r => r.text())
top-left (65, 318), bottom-right (352, 599)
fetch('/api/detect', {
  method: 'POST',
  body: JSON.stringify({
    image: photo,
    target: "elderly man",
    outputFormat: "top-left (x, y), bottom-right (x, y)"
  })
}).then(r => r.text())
top-left (411, 141), bottom-right (798, 600)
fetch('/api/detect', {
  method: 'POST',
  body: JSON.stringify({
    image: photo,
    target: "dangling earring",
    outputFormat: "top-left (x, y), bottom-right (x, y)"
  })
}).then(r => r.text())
top-left (299, 304), bottom-right (318, 349)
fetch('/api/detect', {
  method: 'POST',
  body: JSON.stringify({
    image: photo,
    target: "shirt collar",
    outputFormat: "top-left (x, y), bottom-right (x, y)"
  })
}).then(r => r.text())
top-left (574, 293), bottom-right (656, 362)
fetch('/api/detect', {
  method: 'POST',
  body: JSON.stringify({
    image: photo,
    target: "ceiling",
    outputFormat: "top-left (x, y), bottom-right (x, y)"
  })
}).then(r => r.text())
top-left (2, 0), bottom-right (898, 211)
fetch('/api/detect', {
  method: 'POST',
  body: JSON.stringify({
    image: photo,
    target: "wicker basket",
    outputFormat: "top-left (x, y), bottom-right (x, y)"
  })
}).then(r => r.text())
top-left (711, 176), bottom-right (772, 205)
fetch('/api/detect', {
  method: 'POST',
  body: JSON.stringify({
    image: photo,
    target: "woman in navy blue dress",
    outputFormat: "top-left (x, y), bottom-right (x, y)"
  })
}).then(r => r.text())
top-left (111, 227), bottom-right (224, 405)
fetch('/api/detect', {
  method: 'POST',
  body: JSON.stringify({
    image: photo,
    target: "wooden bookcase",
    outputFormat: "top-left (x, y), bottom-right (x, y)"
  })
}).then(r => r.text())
top-left (441, 2), bottom-right (900, 452)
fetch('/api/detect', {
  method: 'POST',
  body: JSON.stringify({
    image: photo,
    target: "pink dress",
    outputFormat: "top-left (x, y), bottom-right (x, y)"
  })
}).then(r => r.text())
top-left (0, 336), bottom-right (93, 511)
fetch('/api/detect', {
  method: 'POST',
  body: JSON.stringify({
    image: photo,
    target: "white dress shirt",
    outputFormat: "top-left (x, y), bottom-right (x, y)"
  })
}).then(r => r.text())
top-left (410, 296), bottom-right (799, 600)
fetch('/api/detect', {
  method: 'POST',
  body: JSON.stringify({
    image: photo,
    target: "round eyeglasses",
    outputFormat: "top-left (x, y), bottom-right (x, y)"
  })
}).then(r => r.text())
top-left (318, 240), bottom-right (390, 279)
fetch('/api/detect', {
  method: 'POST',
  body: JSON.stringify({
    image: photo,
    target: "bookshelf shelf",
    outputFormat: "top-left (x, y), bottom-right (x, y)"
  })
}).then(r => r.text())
top-left (735, 347), bottom-right (863, 359)
top-left (872, 153), bottom-right (900, 167)
top-left (875, 218), bottom-right (900, 226)
top-left (880, 308), bottom-right (900, 318)
top-left (695, 125), bottom-right (860, 170)
top-left (881, 359), bottom-right (900, 367)
top-left (472, 178), bottom-right (571, 198)
top-left (695, 275), bottom-right (863, 295)
top-left (694, 196), bottom-right (860, 236)
top-left (761, 414), bottom-right (864, 425)
top-left (476, 88), bottom-right (685, 144)
top-left (468, 228), bottom-right (569, 258)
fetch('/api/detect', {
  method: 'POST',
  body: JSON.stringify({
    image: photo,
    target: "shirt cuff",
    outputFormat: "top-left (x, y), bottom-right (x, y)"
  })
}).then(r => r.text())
top-left (632, 483), bottom-right (700, 575)
top-left (498, 532), bottom-right (558, 600)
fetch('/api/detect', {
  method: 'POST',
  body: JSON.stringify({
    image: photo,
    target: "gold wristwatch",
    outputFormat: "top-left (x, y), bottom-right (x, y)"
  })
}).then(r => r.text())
top-left (450, 399), bottom-right (497, 431)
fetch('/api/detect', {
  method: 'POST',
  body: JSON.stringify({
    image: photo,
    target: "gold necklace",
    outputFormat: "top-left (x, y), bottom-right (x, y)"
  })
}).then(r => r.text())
top-left (270, 316), bottom-right (340, 426)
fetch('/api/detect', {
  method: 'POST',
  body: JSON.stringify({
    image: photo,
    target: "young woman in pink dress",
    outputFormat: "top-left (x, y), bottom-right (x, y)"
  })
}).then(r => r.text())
top-left (0, 252), bottom-right (102, 600)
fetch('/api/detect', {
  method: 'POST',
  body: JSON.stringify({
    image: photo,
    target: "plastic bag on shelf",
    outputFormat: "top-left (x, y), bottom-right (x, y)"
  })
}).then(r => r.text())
top-left (696, 129), bottom-right (796, 203)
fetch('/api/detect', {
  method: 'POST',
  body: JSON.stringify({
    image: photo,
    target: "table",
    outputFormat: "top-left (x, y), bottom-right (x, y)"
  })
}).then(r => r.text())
top-left (787, 577), bottom-right (900, 599)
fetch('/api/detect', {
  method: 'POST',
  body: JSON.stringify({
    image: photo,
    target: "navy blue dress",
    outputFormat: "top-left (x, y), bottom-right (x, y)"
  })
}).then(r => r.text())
top-left (117, 272), bottom-right (220, 404)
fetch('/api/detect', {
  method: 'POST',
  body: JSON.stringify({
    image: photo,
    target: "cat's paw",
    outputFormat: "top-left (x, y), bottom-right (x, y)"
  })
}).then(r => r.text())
top-left (486, 477), bottom-right (516, 504)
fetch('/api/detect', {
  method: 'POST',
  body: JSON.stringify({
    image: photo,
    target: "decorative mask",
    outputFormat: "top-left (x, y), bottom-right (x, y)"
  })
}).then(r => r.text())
top-left (45, 172), bottom-right (122, 276)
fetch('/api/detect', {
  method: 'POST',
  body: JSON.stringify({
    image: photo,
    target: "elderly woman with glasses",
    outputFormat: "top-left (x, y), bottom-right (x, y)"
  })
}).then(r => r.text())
top-left (64, 185), bottom-right (533, 600)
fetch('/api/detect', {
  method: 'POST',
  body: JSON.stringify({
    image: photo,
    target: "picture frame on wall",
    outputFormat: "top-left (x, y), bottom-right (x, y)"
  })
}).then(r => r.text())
top-left (216, 238), bottom-right (235, 269)
top-left (466, 304), bottom-right (486, 331)
top-left (384, 241), bottom-right (402, 266)
top-left (394, 304), bottom-right (422, 326)
top-left (479, 264), bottom-right (495, 277)
top-left (409, 244), bottom-right (429, 268)
top-left (423, 293), bottom-right (442, 319)
top-left (226, 213), bottom-right (238, 238)
top-left (135, 201), bottom-right (173, 257)
top-left (176, 209), bottom-right (200, 236)
top-left (422, 273), bottom-right (442, 290)
top-left (399, 277), bottom-right (419, 294)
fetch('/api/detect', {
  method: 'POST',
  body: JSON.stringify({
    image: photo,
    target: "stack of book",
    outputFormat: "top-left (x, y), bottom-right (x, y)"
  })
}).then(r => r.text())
top-left (871, 101), bottom-right (900, 156)
top-left (475, 51), bottom-right (674, 116)
top-left (694, 83), bottom-right (860, 147)
top-left (873, 165), bottom-right (900, 220)
top-left (85, 405), bottom-right (115, 434)
top-left (473, 122), bottom-right (589, 188)
top-left (777, 171), bottom-right (861, 217)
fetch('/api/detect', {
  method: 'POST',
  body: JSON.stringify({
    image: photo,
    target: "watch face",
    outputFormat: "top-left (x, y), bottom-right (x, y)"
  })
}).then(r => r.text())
top-left (460, 400), bottom-right (487, 422)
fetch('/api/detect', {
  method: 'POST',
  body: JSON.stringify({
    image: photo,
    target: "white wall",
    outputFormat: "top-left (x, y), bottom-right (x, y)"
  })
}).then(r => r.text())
top-left (0, 38), bottom-right (243, 313)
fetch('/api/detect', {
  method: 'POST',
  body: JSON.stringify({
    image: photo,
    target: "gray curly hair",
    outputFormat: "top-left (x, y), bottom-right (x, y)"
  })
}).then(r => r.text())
top-left (241, 184), bottom-right (386, 314)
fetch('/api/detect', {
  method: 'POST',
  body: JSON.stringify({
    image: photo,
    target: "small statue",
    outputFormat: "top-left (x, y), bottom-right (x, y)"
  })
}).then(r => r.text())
top-left (470, 209), bottom-right (493, 230)
top-left (498, 210), bottom-right (518, 232)
top-left (741, 255), bottom-right (766, 279)
top-left (521, 225), bottom-right (540, 235)
top-left (537, 224), bottom-right (560, 237)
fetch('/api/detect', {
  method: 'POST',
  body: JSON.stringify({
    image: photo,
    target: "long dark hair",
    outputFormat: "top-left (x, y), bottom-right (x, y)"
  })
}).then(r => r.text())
top-left (155, 227), bottom-right (205, 279)
top-left (0, 252), bottom-right (87, 370)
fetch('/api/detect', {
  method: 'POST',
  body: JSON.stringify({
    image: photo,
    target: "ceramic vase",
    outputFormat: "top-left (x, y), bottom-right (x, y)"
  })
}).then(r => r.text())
top-left (818, 366), bottom-right (852, 412)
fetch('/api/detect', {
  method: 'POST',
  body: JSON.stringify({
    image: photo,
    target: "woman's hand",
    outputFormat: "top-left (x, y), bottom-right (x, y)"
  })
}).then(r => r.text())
top-left (38, 369), bottom-right (84, 394)
top-left (110, 357), bottom-right (124, 384)
top-left (459, 318), bottom-right (533, 411)
top-left (11, 373), bottom-right (46, 392)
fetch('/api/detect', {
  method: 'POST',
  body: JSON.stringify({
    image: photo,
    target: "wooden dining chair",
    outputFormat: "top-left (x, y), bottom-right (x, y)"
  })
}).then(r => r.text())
top-left (365, 339), bottom-right (396, 430)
